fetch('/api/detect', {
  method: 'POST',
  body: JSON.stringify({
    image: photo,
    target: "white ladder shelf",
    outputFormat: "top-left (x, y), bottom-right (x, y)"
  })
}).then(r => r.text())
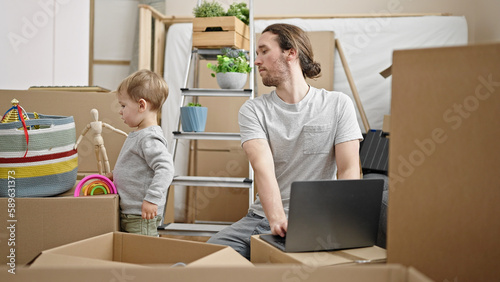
top-left (160, 0), bottom-right (256, 236)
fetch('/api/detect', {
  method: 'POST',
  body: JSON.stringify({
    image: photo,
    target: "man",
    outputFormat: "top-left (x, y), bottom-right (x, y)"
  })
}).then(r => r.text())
top-left (207, 23), bottom-right (363, 259)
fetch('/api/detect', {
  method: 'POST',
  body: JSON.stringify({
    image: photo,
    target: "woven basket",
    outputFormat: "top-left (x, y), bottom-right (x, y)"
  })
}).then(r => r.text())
top-left (0, 113), bottom-right (78, 197)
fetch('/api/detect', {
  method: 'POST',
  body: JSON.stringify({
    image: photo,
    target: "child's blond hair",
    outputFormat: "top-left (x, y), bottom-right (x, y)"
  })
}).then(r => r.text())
top-left (117, 69), bottom-right (168, 112)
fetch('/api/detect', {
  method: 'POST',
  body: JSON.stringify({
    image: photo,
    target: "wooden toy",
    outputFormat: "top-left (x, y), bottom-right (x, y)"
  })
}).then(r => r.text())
top-left (74, 174), bottom-right (117, 197)
top-left (74, 109), bottom-right (127, 175)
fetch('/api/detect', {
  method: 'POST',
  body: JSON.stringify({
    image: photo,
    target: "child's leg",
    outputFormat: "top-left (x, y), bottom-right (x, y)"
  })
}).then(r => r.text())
top-left (120, 214), bottom-right (162, 236)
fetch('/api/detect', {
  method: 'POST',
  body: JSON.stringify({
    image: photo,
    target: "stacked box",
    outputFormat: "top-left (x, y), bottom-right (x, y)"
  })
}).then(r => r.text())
top-left (193, 17), bottom-right (250, 50)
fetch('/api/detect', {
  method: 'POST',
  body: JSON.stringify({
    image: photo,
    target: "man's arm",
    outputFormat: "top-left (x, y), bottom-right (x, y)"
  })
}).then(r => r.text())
top-left (335, 139), bottom-right (361, 179)
top-left (242, 139), bottom-right (287, 237)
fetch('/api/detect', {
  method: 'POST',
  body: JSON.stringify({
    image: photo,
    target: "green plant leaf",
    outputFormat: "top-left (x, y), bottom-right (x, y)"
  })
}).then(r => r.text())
top-left (226, 2), bottom-right (249, 25)
top-left (193, 1), bottom-right (225, 17)
top-left (207, 47), bottom-right (252, 76)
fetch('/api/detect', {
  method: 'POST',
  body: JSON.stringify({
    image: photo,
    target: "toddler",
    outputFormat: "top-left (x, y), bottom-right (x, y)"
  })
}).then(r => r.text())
top-left (110, 69), bottom-right (174, 236)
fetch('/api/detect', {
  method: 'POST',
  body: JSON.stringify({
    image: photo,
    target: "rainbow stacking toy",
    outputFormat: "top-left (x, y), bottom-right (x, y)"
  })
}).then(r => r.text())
top-left (74, 174), bottom-right (117, 197)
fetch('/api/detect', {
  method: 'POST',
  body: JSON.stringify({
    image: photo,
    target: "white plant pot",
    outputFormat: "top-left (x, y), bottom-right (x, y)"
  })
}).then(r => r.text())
top-left (216, 72), bottom-right (248, 89)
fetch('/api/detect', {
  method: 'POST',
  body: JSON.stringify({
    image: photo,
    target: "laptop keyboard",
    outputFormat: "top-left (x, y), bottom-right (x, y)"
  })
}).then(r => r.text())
top-left (274, 235), bottom-right (286, 248)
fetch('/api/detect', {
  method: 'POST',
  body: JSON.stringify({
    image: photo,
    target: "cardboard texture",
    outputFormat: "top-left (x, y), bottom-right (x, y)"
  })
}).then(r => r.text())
top-left (30, 232), bottom-right (253, 268)
top-left (2, 264), bottom-right (433, 282)
top-left (193, 149), bottom-right (250, 222)
top-left (0, 90), bottom-right (128, 173)
top-left (382, 115), bottom-right (391, 133)
top-left (0, 194), bottom-right (119, 266)
top-left (388, 43), bottom-right (500, 281)
top-left (159, 234), bottom-right (210, 242)
top-left (251, 235), bottom-right (387, 267)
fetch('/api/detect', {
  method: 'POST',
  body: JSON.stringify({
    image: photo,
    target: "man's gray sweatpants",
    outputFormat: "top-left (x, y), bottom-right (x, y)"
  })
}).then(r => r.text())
top-left (207, 211), bottom-right (271, 259)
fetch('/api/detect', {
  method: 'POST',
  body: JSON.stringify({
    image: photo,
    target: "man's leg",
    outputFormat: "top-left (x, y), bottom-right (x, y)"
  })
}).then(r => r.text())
top-left (363, 173), bottom-right (388, 248)
top-left (207, 211), bottom-right (270, 259)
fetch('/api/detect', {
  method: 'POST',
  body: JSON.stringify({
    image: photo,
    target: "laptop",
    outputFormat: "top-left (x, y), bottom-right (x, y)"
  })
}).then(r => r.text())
top-left (260, 178), bottom-right (384, 252)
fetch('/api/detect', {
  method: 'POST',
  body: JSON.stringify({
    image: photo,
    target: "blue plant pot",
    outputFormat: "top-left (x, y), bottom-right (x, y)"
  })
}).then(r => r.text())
top-left (180, 106), bottom-right (207, 132)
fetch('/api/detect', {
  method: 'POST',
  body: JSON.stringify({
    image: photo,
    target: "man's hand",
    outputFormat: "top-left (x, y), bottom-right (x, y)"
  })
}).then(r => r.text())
top-left (141, 200), bottom-right (158, 219)
top-left (270, 218), bottom-right (288, 237)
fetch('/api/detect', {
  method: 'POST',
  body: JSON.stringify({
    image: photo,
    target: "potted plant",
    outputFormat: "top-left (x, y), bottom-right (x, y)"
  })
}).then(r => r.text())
top-left (180, 103), bottom-right (207, 132)
top-left (207, 47), bottom-right (252, 89)
top-left (192, 1), bottom-right (226, 19)
top-left (225, 2), bottom-right (250, 25)
top-left (193, 1), bottom-right (249, 25)
top-left (192, 1), bottom-right (250, 50)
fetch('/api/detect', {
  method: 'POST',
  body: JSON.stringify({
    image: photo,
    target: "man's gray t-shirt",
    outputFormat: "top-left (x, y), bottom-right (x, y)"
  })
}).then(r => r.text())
top-left (238, 86), bottom-right (363, 218)
top-left (113, 125), bottom-right (174, 217)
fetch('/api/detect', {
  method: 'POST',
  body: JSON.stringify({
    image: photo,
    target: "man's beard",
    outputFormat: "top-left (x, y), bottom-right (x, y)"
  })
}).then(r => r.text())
top-left (261, 55), bottom-right (289, 87)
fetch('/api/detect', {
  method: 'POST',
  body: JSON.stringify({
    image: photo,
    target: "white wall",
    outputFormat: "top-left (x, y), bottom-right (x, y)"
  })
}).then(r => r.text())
top-left (0, 0), bottom-right (89, 90)
top-left (92, 0), bottom-right (139, 91)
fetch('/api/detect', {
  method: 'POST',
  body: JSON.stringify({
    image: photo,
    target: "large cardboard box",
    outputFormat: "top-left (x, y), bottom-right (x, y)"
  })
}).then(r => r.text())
top-left (30, 231), bottom-right (253, 268)
top-left (388, 43), bottom-right (500, 281)
top-left (2, 264), bottom-right (432, 281)
top-left (0, 193), bottom-right (119, 266)
top-left (251, 235), bottom-right (386, 266)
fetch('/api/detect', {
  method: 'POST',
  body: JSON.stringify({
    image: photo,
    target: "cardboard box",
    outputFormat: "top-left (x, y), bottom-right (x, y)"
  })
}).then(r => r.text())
top-left (0, 193), bottom-right (119, 266)
top-left (382, 115), bottom-right (391, 134)
top-left (251, 235), bottom-right (386, 266)
top-left (30, 231), bottom-right (253, 268)
top-left (2, 264), bottom-right (432, 282)
top-left (388, 43), bottom-right (500, 281)
top-left (0, 90), bottom-right (128, 173)
top-left (192, 148), bottom-right (250, 222)
top-left (192, 16), bottom-right (250, 50)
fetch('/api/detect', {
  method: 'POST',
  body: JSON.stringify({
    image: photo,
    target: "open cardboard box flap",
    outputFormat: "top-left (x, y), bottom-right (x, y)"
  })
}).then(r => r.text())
top-left (29, 252), bottom-right (142, 269)
top-left (30, 232), bottom-right (253, 268)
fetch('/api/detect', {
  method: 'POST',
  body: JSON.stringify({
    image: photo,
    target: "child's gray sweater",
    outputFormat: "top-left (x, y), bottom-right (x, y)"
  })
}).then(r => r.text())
top-left (113, 125), bottom-right (174, 217)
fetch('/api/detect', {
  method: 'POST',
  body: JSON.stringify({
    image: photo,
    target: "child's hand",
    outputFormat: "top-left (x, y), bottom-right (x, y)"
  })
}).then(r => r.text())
top-left (141, 200), bottom-right (158, 219)
top-left (105, 172), bottom-right (113, 180)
